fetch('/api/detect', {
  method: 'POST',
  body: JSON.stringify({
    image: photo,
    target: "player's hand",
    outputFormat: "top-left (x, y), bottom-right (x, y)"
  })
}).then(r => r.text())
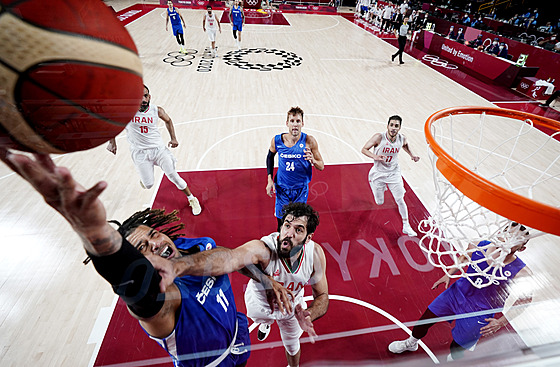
top-left (203, 27), bottom-right (206, 32)
top-left (0, 149), bottom-right (110, 241)
top-left (106, 140), bottom-right (117, 155)
top-left (295, 304), bottom-right (317, 343)
top-left (264, 276), bottom-right (294, 314)
top-left (165, 26), bottom-right (168, 31)
top-left (373, 154), bottom-right (386, 161)
top-left (146, 254), bottom-right (178, 292)
top-left (431, 274), bottom-right (450, 289)
top-left (266, 181), bottom-right (276, 197)
top-left (168, 139), bottom-right (179, 148)
top-left (411, 155), bottom-right (420, 162)
top-left (480, 317), bottom-right (506, 337)
top-left (304, 147), bottom-right (314, 164)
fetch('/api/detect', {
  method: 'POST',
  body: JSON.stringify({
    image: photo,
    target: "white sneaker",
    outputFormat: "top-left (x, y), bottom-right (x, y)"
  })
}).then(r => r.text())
top-left (189, 197), bottom-right (202, 216)
top-left (257, 323), bottom-right (271, 341)
top-left (388, 339), bottom-right (418, 354)
top-left (402, 222), bottom-right (417, 237)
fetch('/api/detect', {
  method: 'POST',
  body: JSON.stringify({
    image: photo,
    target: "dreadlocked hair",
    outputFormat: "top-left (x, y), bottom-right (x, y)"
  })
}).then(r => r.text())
top-left (83, 208), bottom-right (186, 265)
top-left (115, 208), bottom-right (185, 241)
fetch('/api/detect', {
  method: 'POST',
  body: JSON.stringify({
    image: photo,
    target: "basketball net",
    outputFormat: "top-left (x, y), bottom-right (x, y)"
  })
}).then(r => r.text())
top-left (419, 107), bottom-right (560, 288)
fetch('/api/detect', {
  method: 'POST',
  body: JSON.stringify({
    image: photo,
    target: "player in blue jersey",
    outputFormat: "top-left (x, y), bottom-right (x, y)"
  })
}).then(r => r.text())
top-left (266, 106), bottom-right (325, 231)
top-left (388, 222), bottom-right (534, 361)
top-left (0, 151), bottom-right (293, 367)
top-left (166, 0), bottom-right (187, 53)
top-left (230, 0), bottom-right (245, 49)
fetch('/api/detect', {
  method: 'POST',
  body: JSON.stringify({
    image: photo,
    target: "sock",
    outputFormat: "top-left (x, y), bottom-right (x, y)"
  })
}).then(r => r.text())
top-left (187, 195), bottom-right (195, 200)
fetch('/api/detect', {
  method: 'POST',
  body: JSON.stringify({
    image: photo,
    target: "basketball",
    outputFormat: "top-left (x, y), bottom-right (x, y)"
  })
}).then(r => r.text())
top-left (0, 0), bottom-right (143, 153)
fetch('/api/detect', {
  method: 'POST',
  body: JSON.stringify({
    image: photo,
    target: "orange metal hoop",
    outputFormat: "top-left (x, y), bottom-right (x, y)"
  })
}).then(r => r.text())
top-left (425, 106), bottom-right (560, 236)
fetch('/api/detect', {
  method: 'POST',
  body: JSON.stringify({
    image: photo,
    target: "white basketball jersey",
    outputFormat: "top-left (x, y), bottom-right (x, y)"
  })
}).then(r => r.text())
top-left (205, 13), bottom-right (217, 30)
top-left (125, 104), bottom-right (164, 150)
top-left (373, 132), bottom-right (403, 173)
top-left (245, 233), bottom-right (315, 307)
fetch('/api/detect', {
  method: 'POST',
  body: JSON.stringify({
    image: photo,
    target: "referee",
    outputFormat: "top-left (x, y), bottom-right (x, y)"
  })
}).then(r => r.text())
top-left (392, 17), bottom-right (409, 65)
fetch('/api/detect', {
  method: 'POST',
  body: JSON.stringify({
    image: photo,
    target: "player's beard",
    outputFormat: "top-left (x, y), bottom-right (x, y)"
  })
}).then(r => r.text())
top-left (277, 235), bottom-right (304, 258)
top-left (139, 101), bottom-right (149, 112)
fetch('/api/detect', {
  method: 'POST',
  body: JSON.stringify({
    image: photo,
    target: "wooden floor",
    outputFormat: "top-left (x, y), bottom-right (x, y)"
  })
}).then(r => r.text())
top-left (1, 1), bottom-right (559, 366)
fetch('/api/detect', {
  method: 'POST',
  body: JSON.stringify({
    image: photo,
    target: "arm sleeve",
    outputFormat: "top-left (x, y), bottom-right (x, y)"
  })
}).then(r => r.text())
top-left (266, 150), bottom-right (276, 176)
top-left (88, 237), bottom-right (165, 318)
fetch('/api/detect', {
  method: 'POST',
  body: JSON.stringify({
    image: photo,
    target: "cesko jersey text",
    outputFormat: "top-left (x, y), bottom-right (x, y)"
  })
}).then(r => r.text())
top-left (125, 104), bottom-right (165, 150)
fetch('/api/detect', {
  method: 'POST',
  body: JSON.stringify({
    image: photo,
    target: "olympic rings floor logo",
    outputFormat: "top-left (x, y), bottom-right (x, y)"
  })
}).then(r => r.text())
top-left (421, 55), bottom-right (458, 70)
top-left (223, 48), bottom-right (303, 71)
top-left (163, 50), bottom-right (198, 67)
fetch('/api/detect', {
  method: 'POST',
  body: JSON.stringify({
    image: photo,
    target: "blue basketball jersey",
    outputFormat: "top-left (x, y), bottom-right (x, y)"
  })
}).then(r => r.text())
top-left (168, 7), bottom-right (181, 26)
top-left (144, 237), bottom-right (250, 367)
top-left (231, 6), bottom-right (243, 23)
top-left (275, 133), bottom-right (312, 189)
top-left (431, 240), bottom-right (526, 315)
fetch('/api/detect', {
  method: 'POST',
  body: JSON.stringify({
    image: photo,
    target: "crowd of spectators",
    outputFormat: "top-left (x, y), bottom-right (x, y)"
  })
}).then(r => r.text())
top-left (352, 0), bottom-right (559, 54)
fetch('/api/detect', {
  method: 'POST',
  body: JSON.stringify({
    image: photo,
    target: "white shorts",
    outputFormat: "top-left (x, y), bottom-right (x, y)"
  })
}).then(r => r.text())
top-left (207, 28), bottom-right (217, 42)
top-left (131, 146), bottom-right (186, 190)
top-left (244, 289), bottom-right (305, 354)
top-left (368, 167), bottom-right (405, 203)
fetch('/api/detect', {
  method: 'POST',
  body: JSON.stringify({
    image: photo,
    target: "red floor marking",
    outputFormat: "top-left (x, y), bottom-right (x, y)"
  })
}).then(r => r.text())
top-left (95, 164), bottom-right (525, 366)
top-left (114, 4), bottom-right (159, 26)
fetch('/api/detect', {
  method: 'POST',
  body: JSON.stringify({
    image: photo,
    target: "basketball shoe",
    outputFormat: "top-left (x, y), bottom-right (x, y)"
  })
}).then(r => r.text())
top-left (257, 323), bottom-right (271, 341)
top-left (402, 222), bottom-right (417, 237)
top-left (388, 338), bottom-right (418, 353)
top-left (189, 197), bottom-right (202, 216)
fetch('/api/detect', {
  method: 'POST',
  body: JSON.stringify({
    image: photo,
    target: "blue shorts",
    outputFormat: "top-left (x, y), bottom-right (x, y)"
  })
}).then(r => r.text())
top-left (428, 288), bottom-right (493, 349)
top-left (233, 21), bottom-right (243, 32)
top-left (274, 185), bottom-right (309, 218)
top-left (172, 24), bottom-right (183, 37)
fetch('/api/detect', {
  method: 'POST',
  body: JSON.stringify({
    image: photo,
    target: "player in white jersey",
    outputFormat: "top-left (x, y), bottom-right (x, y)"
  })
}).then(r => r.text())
top-left (203, 5), bottom-right (221, 58)
top-left (148, 201), bottom-right (328, 367)
top-left (361, 115), bottom-right (420, 236)
top-left (107, 85), bottom-right (202, 216)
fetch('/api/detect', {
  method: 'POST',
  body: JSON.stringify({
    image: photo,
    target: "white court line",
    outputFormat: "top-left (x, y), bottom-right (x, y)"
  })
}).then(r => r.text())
top-left (491, 100), bottom-right (540, 104)
top-left (195, 124), bottom-right (367, 169)
top-left (320, 58), bottom-right (376, 61)
top-left (248, 294), bottom-right (440, 364)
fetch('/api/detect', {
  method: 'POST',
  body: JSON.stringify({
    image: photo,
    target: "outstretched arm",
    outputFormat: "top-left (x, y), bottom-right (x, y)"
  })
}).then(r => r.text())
top-left (295, 244), bottom-right (329, 343)
top-left (266, 137), bottom-right (277, 197)
top-left (305, 135), bottom-right (325, 171)
top-left (106, 138), bottom-right (117, 155)
top-left (158, 106), bottom-right (179, 148)
top-left (0, 149), bottom-right (182, 338)
top-left (361, 133), bottom-right (384, 161)
top-left (0, 149), bottom-right (119, 256)
top-left (480, 267), bottom-right (534, 337)
top-left (401, 134), bottom-right (420, 162)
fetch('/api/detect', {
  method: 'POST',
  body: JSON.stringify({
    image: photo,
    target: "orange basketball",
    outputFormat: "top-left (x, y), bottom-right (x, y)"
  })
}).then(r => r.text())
top-left (0, 0), bottom-right (143, 153)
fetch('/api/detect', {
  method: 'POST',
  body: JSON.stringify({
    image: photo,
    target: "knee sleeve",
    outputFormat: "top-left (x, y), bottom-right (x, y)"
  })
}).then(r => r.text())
top-left (395, 197), bottom-right (409, 220)
top-left (166, 172), bottom-right (187, 191)
top-left (233, 29), bottom-right (237, 39)
top-left (142, 180), bottom-right (154, 189)
top-left (284, 339), bottom-right (300, 356)
top-left (88, 237), bottom-right (165, 318)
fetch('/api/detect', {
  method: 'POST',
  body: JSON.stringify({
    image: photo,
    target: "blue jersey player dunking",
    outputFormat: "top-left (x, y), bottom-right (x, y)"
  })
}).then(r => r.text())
top-left (266, 107), bottom-right (325, 231)
top-left (0, 150), bottom-right (297, 367)
top-left (388, 222), bottom-right (534, 361)
top-left (166, 0), bottom-right (187, 53)
top-left (230, 1), bottom-right (245, 49)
